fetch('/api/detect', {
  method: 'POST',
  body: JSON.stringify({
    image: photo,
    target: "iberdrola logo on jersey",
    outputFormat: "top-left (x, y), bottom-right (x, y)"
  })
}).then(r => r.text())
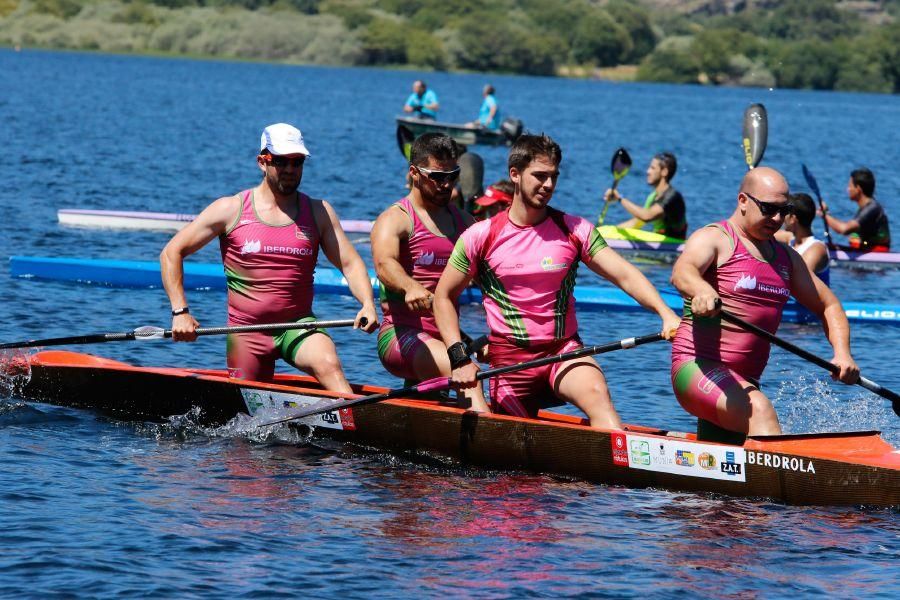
top-left (415, 251), bottom-right (435, 266)
top-left (541, 256), bottom-right (568, 271)
top-left (241, 239), bottom-right (261, 254)
top-left (734, 273), bottom-right (757, 291)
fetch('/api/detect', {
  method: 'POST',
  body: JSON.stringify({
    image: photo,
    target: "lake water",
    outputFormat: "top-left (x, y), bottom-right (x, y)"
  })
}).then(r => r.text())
top-left (0, 48), bottom-right (898, 597)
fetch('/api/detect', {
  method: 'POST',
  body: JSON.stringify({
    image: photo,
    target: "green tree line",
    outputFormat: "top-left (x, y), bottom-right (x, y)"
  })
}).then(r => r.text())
top-left (1, 0), bottom-right (898, 93)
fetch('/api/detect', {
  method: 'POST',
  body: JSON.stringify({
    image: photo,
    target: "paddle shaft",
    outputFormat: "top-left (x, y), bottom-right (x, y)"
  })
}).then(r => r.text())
top-left (0, 319), bottom-right (358, 350)
top-left (718, 309), bottom-right (900, 413)
top-left (260, 332), bottom-right (665, 427)
top-left (801, 164), bottom-right (836, 249)
top-left (597, 178), bottom-right (622, 226)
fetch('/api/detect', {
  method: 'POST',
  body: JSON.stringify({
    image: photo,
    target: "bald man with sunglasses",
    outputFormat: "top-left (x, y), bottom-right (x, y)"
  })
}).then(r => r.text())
top-left (670, 166), bottom-right (858, 437)
top-left (161, 123), bottom-right (377, 389)
top-left (371, 133), bottom-right (489, 412)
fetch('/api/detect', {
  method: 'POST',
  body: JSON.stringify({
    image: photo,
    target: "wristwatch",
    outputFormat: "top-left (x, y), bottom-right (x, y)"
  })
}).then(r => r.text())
top-left (171, 306), bottom-right (190, 316)
top-left (447, 341), bottom-right (471, 370)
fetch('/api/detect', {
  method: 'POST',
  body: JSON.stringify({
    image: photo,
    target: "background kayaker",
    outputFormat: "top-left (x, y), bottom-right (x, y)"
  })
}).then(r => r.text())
top-left (670, 167), bottom-right (858, 436)
top-left (775, 192), bottom-right (830, 285)
top-left (160, 123), bottom-right (377, 388)
top-left (370, 133), bottom-right (489, 413)
top-left (435, 134), bottom-right (680, 429)
top-left (469, 84), bottom-right (500, 130)
top-left (471, 181), bottom-right (513, 220)
top-left (603, 152), bottom-right (688, 240)
top-left (819, 167), bottom-right (891, 251)
top-left (403, 80), bottom-right (439, 120)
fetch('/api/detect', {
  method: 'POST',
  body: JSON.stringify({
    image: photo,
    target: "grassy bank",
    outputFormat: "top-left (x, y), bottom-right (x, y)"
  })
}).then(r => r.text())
top-left (1, 0), bottom-right (897, 93)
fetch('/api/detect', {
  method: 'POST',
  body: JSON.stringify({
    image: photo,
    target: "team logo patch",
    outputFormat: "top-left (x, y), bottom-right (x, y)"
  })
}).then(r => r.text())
top-left (241, 239), bottom-right (261, 254)
top-left (734, 273), bottom-right (757, 291)
top-left (541, 256), bottom-right (568, 271)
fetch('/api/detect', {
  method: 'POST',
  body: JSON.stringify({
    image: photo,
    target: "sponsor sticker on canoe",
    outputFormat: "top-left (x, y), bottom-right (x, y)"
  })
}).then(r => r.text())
top-left (241, 389), bottom-right (354, 431)
top-left (611, 433), bottom-right (746, 483)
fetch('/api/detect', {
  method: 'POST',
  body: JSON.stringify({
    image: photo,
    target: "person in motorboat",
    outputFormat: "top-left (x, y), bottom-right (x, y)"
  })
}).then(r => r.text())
top-left (468, 84), bottom-right (500, 131)
top-left (819, 167), bottom-right (890, 252)
top-left (603, 152), bottom-right (687, 240)
top-left (670, 167), bottom-right (859, 437)
top-left (370, 133), bottom-right (489, 412)
top-left (775, 192), bottom-right (830, 286)
top-left (160, 123), bottom-right (378, 388)
top-left (434, 134), bottom-right (681, 428)
top-left (403, 80), bottom-right (439, 120)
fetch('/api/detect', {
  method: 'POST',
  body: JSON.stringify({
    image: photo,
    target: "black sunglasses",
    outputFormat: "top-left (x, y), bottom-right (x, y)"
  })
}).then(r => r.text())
top-left (262, 155), bottom-right (305, 168)
top-left (415, 165), bottom-right (461, 184)
top-left (744, 192), bottom-right (794, 218)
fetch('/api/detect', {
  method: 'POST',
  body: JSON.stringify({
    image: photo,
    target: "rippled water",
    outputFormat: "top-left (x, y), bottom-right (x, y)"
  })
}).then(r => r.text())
top-left (0, 49), bottom-right (898, 597)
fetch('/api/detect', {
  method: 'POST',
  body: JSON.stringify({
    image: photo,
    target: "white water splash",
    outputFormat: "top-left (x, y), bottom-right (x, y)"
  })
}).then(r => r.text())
top-left (0, 349), bottom-right (33, 399)
top-left (774, 375), bottom-right (896, 443)
top-left (134, 405), bottom-right (316, 446)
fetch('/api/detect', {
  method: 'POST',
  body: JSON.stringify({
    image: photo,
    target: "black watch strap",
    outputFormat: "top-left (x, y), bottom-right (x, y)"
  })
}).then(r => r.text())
top-left (171, 306), bottom-right (190, 316)
top-left (447, 341), bottom-right (471, 370)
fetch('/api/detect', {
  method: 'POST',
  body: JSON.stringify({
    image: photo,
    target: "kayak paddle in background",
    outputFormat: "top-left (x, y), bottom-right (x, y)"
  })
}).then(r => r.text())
top-left (597, 147), bottom-right (632, 225)
top-left (396, 123), bottom-right (415, 161)
top-left (0, 319), bottom-right (361, 350)
top-left (742, 103), bottom-right (768, 170)
top-left (801, 163), bottom-right (836, 249)
top-left (719, 309), bottom-right (900, 417)
top-left (259, 331), bottom-right (665, 428)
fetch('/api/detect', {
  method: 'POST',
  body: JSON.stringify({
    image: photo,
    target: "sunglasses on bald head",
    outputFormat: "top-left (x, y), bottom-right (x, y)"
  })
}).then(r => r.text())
top-left (744, 192), bottom-right (794, 218)
top-left (414, 165), bottom-right (461, 184)
top-left (261, 154), bottom-right (305, 168)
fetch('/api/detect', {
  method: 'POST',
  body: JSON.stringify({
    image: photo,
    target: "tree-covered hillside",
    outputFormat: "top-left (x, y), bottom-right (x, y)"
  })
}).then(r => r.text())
top-left (1, 0), bottom-right (897, 93)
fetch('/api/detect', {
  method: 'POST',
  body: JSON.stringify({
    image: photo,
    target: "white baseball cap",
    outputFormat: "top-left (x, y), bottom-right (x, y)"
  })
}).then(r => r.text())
top-left (259, 123), bottom-right (310, 156)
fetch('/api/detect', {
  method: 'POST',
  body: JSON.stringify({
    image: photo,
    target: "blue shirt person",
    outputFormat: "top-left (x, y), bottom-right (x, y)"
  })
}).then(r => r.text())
top-left (404, 80), bottom-right (439, 120)
top-left (476, 84), bottom-right (500, 130)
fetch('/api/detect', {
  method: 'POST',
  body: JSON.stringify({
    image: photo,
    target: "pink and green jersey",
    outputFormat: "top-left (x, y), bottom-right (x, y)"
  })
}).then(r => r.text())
top-left (448, 208), bottom-right (607, 348)
top-left (219, 189), bottom-right (319, 326)
top-left (671, 220), bottom-right (793, 381)
top-left (380, 196), bottom-right (467, 336)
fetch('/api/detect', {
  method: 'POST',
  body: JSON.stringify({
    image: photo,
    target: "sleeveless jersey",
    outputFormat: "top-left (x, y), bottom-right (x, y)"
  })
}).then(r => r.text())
top-left (792, 235), bottom-right (830, 286)
top-left (219, 189), bottom-right (319, 325)
top-left (448, 208), bottom-right (607, 348)
top-left (380, 197), bottom-right (467, 336)
top-left (671, 220), bottom-right (793, 380)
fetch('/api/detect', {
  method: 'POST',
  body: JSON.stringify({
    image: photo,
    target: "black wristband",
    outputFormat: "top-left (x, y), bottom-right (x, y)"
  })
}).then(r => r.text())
top-left (171, 306), bottom-right (190, 316)
top-left (447, 341), bottom-right (471, 370)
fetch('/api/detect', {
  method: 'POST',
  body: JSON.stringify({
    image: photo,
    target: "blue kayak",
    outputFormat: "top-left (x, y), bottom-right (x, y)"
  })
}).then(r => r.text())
top-left (9, 255), bottom-right (900, 325)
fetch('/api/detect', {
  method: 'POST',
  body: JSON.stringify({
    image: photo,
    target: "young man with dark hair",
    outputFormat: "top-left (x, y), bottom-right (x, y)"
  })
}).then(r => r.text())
top-left (775, 192), bottom-right (830, 284)
top-left (161, 123), bottom-right (377, 387)
top-left (604, 151), bottom-right (687, 240)
top-left (434, 134), bottom-right (680, 428)
top-left (371, 133), bottom-right (489, 412)
top-left (821, 167), bottom-right (890, 251)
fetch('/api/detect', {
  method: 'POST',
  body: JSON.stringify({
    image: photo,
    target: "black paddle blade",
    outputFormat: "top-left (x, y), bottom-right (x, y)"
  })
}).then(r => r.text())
top-left (396, 124), bottom-right (415, 161)
top-left (611, 147), bottom-right (632, 181)
top-left (742, 103), bottom-right (768, 169)
top-left (801, 164), bottom-right (821, 198)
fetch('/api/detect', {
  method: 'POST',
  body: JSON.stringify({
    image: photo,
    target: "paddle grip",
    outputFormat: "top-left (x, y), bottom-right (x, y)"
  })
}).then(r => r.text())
top-left (415, 377), bottom-right (451, 393)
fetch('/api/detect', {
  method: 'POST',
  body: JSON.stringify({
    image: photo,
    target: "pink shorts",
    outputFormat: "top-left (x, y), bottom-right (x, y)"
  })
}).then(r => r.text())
top-left (488, 338), bottom-right (582, 418)
top-left (377, 322), bottom-right (438, 380)
top-left (671, 358), bottom-right (757, 427)
top-left (226, 316), bottom-right (326, 382)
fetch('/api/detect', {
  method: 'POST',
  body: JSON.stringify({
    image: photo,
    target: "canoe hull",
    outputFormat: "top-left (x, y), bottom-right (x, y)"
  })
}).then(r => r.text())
top-left (18, 351), bottom-right (900, 508)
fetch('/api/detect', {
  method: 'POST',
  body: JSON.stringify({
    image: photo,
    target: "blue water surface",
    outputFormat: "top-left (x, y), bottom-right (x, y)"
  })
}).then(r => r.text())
top-left (0, 49), bottom-right (898, 598)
